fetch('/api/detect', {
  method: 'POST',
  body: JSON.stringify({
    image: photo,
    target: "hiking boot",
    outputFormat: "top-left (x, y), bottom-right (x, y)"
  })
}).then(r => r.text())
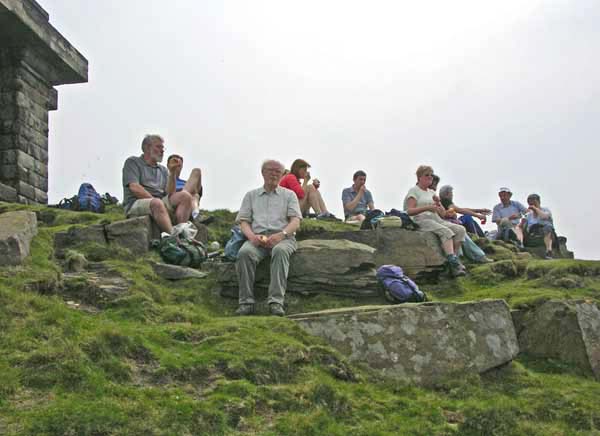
top-left (475, 256), bottom-right (494, 264)
top-left (316, 212), bottom-right (340, 221)
top-left (235, 304), bottom-right (255, 316)
top-left (269, 302), bottom-right (285, 317)
top-left (544, 250), bottom-right (553, 260)
top-left (447, 255), bottom-right (467, 278)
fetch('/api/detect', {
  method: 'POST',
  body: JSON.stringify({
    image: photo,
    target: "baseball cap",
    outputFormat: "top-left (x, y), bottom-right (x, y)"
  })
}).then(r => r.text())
top-left (498, 187), bottom-right (512, 194)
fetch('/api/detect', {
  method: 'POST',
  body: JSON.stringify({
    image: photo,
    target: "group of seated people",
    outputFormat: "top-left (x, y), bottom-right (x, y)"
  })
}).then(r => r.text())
top-left (122, 135), bottom-right (558, 315)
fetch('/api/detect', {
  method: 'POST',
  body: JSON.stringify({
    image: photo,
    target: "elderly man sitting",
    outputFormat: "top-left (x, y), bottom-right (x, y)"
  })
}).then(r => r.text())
top-left (235, 159), bottom-right (302, 316)
top-left (492, 187), bottom-right (527, 247)
top-left (122, 134), bottom-right (202, 234)
top-left (439, 184), bottom-right (490, 237)
top-left (521, 193), bottom-right (556, 259)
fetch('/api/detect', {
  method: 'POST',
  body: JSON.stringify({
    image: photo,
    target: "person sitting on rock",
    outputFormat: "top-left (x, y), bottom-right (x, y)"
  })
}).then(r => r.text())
top-left (492, 187), bottom-right (527, 247)
top-left (167, 154), bottom-right (214, 225)
top-left (404, 165), bottom-right (467, 277)
top-left (236, 159), bottom-right (302, 316)
top-left (279, 158), bottom-right (336, 219)
top-left (122, 134), bottom-right (201, 234)
top-left (438, 184), bottom-right (490, 237)
top-left (342, 170), bottom-right (375, 223)
top-left (521, 193), bottom-right (556, 259)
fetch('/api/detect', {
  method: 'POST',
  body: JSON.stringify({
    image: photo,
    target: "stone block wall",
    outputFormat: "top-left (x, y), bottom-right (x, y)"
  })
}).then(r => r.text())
top-left (1, 48), bottom-right (53, 203)
top-left (0, 0), bottom-right (87, 204)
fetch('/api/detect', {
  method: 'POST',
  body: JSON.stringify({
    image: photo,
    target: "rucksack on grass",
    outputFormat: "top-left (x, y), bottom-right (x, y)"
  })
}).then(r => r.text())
top-left (153, 234), bottom-right (207, 268)
top-left (376, 265), bottom-right (426, 304)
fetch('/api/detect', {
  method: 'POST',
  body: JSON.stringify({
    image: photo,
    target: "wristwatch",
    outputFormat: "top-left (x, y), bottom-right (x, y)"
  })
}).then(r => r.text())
top-left (282, 230), bottom-right (295, 239)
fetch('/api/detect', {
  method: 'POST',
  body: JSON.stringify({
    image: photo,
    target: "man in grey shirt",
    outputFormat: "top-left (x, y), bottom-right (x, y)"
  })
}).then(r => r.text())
top-left (341, 170), bottom-right (375, 222)
top-left (122, 134), bottom-right (202, 234)
top-left (235, 159), bottom-right (302, 316)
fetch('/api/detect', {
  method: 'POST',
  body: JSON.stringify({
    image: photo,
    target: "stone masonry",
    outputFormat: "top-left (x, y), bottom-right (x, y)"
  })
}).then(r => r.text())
top-left (0, 0), bottom-right (87, 204)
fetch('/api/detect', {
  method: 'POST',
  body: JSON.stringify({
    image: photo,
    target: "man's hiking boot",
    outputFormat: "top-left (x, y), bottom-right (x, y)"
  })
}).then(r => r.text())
top-left (545, 250), bottom-right (553, 260)
top-left (269, 303), bottom-right (285, 317)
top-left (316, 212), bottom-right (340, 221)
top-left (447, 255), bottom-right (467, 278)
top-left (235, 304), bottom-right (255, 316)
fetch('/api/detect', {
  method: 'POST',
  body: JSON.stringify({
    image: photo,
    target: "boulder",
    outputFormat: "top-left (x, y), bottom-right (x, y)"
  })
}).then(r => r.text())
top-left (0, 211), bottom-right (38, 266)
top-left (524, 236), bottom-right (574, 259)
top-left (105, 216), bottom-right (158, 255)
top-left (214, 239), bottom-right (380, 299)
top-left (512, 300), bottom-right (600, 379)
top-left (54, 224), bottom-right (107, 258)
top-left (151, 262), bottom-right (208, 280)
top-left (289, 299), bottom-right (519, 385)
top-left (302, 228), bottom-right (447, 277)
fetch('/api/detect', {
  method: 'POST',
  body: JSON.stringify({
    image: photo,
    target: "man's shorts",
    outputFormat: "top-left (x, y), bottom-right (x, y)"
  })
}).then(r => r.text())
top-left (127, 195), bottom-right (175, 219)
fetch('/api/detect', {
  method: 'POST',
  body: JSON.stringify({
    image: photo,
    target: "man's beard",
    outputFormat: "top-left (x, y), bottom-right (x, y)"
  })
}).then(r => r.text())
top-left (151, 152), bottom-right (163, 163)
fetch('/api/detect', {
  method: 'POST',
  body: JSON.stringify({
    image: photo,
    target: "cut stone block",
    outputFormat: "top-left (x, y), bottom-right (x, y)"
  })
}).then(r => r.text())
top-left (0, 210), bottom-right (38, 265)
top-left (289, 299), bottom-right (519, 385)
top-left (513, 300), bottom-right (600, 379)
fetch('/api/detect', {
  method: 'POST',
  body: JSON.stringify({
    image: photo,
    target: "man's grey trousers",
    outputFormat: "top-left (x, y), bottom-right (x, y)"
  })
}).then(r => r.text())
top-left (235, 239), bottom-right (297, 305)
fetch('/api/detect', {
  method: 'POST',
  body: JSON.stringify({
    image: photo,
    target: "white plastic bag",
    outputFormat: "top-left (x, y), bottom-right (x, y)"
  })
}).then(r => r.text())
top-left (171, 221), bottom-right (198, 240)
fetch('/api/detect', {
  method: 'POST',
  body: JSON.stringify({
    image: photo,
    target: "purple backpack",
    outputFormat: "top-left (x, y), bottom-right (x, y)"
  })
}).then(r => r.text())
top-left (376, 265), bottom-right (426, 303)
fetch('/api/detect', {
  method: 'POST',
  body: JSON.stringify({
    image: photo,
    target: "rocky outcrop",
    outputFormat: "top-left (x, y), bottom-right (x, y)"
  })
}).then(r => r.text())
top-left (54, 217), bottom-right (208, 257)
top-left (289, 300), bottom-right (519, 385)
top-left (213, 239), bottom-right (380, 299)
top-left (62, 263), bottom-right (130, 308)
top-left (151, 262), bottom-right (208, 280)
top-left (0, 210), bottom-right (38, 266)
top-left (301, 228), bottom-right (447, 277)
top-left (512, 300), bottom-right (600, 379)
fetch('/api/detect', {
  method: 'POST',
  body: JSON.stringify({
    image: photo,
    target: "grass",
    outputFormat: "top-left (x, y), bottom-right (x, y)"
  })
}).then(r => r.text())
top-left (1, 202), bottom-right (600, 435)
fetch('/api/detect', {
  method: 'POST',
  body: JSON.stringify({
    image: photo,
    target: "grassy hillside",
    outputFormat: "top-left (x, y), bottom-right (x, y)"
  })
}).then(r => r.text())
top-left (1, 203), bottom-right (600, 435)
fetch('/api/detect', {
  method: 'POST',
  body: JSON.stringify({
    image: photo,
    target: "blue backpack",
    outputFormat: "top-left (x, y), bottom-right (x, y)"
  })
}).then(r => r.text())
top-left (74, 183), bottom-right (105, 213)
top-left (376, 265), bottom-right (426, 303)
top-left (223, 226), bottom-right (247, 261)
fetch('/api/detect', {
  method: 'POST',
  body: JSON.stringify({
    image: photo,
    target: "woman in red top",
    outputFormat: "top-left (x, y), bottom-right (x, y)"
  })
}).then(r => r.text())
top-left (279, 159), bottom-right (333, 218)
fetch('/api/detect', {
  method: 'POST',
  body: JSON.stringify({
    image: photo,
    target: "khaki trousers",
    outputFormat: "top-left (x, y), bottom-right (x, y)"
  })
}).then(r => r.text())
top-left (236, 238), bottom-right (297, 305)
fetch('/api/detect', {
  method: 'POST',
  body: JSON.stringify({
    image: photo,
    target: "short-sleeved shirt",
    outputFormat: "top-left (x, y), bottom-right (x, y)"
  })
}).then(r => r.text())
top-left (403, 186), bottom-right (436, 216)
top-left (279, 173), bottom-right (305, 199)
top-left (492, 200), bottom-right (527, 226)
top-left (236, 186), bottom-right (302, 235)
top-left (122, 156), bottom-right (169, 213)
top-left (526, 207), bottom-right (553, 227)
top-left (341, 186), bottom-right (374, 218)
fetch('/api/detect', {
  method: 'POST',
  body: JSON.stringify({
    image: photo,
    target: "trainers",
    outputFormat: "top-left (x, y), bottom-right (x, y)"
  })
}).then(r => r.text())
top-left (544, 250), bottom-right (553, 260)
top-left (235, 304), bottom-right (255, 316)
top-left (269, 303), bottom-right (285, 317)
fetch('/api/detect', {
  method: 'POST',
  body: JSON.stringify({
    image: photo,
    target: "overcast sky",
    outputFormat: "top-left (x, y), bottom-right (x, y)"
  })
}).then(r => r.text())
top-left (39, 0), bottom-right (599, 259)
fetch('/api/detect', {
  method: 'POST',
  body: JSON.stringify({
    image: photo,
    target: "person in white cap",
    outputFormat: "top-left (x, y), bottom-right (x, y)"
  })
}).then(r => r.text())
top-left (492, 187), bottom-right (527, 246)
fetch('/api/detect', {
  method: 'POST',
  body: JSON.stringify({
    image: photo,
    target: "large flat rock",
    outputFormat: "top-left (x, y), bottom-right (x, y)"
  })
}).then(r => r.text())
top-left (513, 300), bottom-right (600, 379)
top-left (214, 239), bottom-right (380, 298)
top-left (0, 210), bottom-right (37, 266)
top-left (289, 299), bottom-right (519, 385)
top-left (302, 227), bottom-right (447, 277)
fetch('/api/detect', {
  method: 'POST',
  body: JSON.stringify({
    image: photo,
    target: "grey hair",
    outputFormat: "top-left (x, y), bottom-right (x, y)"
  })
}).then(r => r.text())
top-left (141, 134), bottom-right (164, 152)
top-left (439, 185), bottom-right (454, 198)
top-left (261, 159), bottom-right (285, 172)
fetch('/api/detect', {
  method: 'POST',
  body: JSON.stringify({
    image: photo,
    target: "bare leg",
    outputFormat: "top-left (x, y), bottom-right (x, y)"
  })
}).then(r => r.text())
top-left (169, 190), bottom-right (194, 224)
top-left (184, 168), bottom-right (202, 196)
top-left (150, 198), bottom-right (173, 234)
top-left (514, 226), bottom-right (524, 244)
top-left (442, 239), bottom-right (455, 256)
top-left (453, 239), bottom-right (463, 254)
top-left (304, 185), bottom-right (325, 214)
top-left (544, 233), bottom-right (553, 252)
top-left (298, 197), bottom-right (310, 215)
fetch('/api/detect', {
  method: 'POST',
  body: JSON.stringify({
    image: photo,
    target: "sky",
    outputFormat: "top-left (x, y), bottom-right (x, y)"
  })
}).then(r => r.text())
top-left (39, 0), bottom-right (599, 259)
